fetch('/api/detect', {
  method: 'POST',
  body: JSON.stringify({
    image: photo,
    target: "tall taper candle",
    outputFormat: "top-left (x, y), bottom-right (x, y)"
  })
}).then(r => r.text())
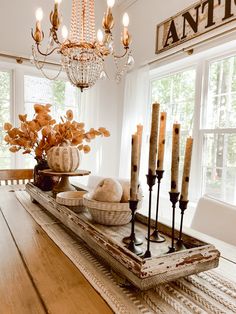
top-left (157, 112), bottom-right (167, 171)
top-left (171, 123), bottom-right (180, 192)
top-left (130, 134), bottom-right (139, 201)
top-left (137, 124), bottom-right (143, 173)
top-left (148, 103), bottom-right (160, 175)
top-left (180, 137), bottom-right (193, 201)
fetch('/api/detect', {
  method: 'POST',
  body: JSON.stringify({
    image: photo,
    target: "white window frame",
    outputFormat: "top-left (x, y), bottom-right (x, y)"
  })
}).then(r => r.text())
top-left (199, 50), bottom-right (236, 202)
top-left (0, 66), bottom-right (14, 168)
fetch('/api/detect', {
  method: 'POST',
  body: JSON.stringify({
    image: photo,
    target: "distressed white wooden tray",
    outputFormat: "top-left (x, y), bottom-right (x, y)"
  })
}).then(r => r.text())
top-left (26, 183), bottom-right (220, 290)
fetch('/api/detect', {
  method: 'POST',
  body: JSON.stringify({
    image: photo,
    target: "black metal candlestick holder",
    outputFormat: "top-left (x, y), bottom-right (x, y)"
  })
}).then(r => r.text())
top-left (148, 170), bottom-right (165, 243)
top-left (175, 199), bottom-right (189, 251)
top-left (167, 192), bottom-right (180, 253)
top-left (124, 199), bottom-right (143, 256)
top-left (143, 173), bottom-right (157, 258)
top-left (122, 186), bottom-right (143, 247)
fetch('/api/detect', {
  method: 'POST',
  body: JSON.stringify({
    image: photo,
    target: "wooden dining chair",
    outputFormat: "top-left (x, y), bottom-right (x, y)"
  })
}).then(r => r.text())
top-left (0, 169), bottom-right (34, 185)
top-left (191, 194), bottom-right (236, 246)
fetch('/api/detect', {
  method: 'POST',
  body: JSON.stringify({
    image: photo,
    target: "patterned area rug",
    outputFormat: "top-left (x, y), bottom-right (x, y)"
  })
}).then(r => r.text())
top-left (16, 191), bottom-right (236, 314)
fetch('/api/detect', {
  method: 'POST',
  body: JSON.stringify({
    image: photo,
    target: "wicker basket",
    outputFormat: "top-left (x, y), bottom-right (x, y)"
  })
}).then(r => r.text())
top-left (56, 191), bottom-right (87, 213)
top-left (83, 193), bottom-right (132, 226)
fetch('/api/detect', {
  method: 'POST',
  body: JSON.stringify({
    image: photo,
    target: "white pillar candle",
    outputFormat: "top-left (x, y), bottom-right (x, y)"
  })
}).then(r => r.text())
top-left (130, 134), bottom-right (139, 200)
top-left (180, 137), bottom-right (193, 201)
top-left (157, 112), bottom-right (167, 171)
top-left (148, 103), bottom-right (159, 176)
top-left (171, 123), bottom-right (180, 192)
top-left (136, 124), bottom-right (143, 173)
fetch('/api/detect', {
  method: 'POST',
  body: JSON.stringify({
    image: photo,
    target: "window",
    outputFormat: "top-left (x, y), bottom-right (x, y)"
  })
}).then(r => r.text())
top-left (201, 55), bottom-right (236, 204)
top-left (0, 64), bottom-right (80, 169)
top-left (151, 68), bottom-right (196, 194)
top-left (24, 75), bottom-right (80, 167)
top-left (24, 75), bottom-right (79, 121)
top-left (0, 70), bottom-right (11, 169)
top-left (150, 49), bottom-right (236, 205)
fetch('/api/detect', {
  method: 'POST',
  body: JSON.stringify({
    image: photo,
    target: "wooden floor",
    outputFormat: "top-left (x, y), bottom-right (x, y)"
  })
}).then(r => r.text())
top-left (0, 187), bottom-right (112, 314)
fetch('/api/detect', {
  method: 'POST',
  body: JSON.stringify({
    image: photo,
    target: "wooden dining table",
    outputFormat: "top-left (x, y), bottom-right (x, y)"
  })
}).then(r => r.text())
top-left (0, 184), bottom-right (236, 313)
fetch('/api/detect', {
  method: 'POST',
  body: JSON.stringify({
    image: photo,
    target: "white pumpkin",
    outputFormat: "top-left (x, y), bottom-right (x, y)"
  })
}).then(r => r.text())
top-left (92, 178), bottom-right (123, 203)
top-left (47, 141), bottom-right (80, 172)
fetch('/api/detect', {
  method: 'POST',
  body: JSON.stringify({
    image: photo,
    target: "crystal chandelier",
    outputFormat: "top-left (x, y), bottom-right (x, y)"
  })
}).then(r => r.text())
top-left (31, 0), bottom-right (134, 91)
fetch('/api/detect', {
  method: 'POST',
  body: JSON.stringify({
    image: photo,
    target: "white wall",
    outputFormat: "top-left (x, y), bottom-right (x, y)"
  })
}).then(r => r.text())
top-left (116, 0), bottom-right (198, 69)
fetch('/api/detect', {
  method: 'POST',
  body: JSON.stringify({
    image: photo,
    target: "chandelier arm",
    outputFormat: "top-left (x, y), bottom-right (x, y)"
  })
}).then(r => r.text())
top-left (112, 48), bottom-right (129, 59)
top-left (35, 43), bottom-right (60, 57)
top-left (94, 49), bottom-right (105, 61)
top-left (51, 28), bottom-right (62, 45)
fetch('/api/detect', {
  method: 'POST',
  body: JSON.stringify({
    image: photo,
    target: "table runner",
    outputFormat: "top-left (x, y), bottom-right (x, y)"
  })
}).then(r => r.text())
top-left (15, 191), bottom-right (236, 314)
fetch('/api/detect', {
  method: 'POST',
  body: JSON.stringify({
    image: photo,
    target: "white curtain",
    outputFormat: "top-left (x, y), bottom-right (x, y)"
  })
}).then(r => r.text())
top-left (119, 65), bottom-right (150, 179)
top-left (78, 84), bottom-right (102, 179)
top-left (79, 84), bottom-right (101, 128)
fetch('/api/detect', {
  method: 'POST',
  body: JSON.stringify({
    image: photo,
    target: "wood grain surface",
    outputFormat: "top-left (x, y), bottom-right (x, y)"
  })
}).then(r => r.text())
top-left (0, 211), bottom-right (45, 314)
top-left (0, 189), bottom-right (112, 314)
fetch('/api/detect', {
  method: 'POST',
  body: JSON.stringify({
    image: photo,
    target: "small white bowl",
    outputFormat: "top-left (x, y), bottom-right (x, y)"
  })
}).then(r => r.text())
top-left (83, 193), bottom-right (132, 226)
top-left (56, 191), bottom-right (87, 213)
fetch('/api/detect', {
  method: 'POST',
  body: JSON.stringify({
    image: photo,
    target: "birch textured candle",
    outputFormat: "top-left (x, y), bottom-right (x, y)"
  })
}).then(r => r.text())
top-left (171, 123), bottom-right (180, 192)
top-left (148, 103), bottom-right (159, 176)
top-left (157, 112), bottom-right (167, 171)
top-left (130, 134), bottom-right (139, 200)
top-left (180, 137), bottom-right (193, 201)
top-left (137, 124), bottom-right (143, 172)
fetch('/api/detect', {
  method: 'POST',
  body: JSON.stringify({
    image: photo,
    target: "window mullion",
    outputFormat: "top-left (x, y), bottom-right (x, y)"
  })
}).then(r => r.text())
top-left (190, 60), bottom-right (204, 201)
top-left (14, 68), bottom-right (27, 168)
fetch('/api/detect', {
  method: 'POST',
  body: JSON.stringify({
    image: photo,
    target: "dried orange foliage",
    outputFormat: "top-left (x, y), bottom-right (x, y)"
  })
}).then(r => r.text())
top-left (4, 104), bottom-right (110, 159)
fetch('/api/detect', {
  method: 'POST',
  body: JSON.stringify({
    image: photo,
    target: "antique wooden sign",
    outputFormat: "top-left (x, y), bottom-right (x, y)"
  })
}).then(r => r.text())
top-left (156, 0), bottom-right (236, 54)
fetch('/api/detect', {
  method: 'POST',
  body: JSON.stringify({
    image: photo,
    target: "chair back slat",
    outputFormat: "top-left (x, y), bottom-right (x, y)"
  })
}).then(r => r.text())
top-left (0, 169), bottom-right (34, 185)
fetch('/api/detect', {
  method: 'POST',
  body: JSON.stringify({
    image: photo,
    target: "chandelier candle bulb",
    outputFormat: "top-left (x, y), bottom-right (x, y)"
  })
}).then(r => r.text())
top-left (157, 112), bottom-right (167, 171)
top-left (123, 13), bottom-right (130, 27)
top-left (180, 137), bottom-right (193, 202)
top-left (62, 25), bottom-right (68, 40)
top-left (130, 134), bottom-right (139, 201)
top-left (35, 8), bottom-right (43, 22)
top-left (97, 29), bottom-right (104, 44)
top-left (122, 13), bottom-right (130, 47)
top-left (171, 123), bottom-right (180, 193)
top-left (34, 8), bottom-right (44, 43)
top-left (107, 0), bottom-right (115, 8)
top-left (148, 103), bottom-right (160, 176)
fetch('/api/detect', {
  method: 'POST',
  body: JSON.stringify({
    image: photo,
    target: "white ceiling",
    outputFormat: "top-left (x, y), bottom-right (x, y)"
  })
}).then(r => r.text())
top-left (115, 0), bottom-right (131, 7)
